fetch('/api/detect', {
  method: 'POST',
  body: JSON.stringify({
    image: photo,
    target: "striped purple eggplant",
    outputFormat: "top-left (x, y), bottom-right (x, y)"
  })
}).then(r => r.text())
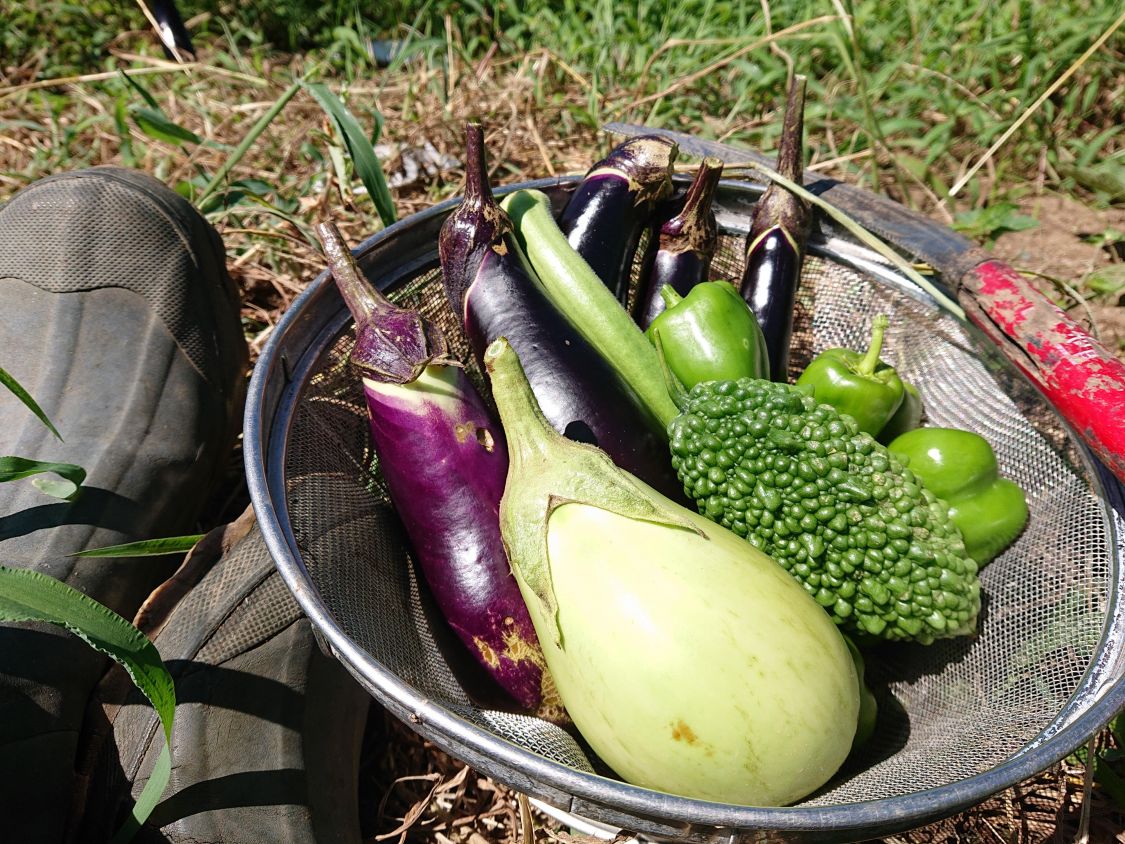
top-left (738, 74), bottom-right (811, 382)
top-left (318, 220), bottom-right (556, 717)
top-left (440, 123), bottom-right (686, 504)
top-left (633, 158), bottom-right (723, 329)
top-left (558, 134), bottom-right (678, 303)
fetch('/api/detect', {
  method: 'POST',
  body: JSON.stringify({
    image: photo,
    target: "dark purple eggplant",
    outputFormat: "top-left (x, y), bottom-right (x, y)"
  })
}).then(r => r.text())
top-left (440, 123), bottom-right (686, 504)
top-left (557, 134), bottom-right (678, 303)
top-left (318, 220), bottom-right (557, 717)
top-left (633, 158), bottom-right (723, 329)
top-left (142, 0), bottom-right (196, 60)
top-left (739, 74), bottom-right (810, 382)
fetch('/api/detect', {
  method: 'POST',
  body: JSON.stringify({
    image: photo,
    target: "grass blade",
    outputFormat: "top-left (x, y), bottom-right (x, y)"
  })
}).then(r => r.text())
top-left (130, 106), bottom-right (202, 146)
top-left (0, 567), bottom-right (176, 844)
top-left (196, 80), bottom-right (302, 206)
top-left (0, 456), bottom-right (85, 500)
top-left (69, 535), bottom-right (204, 558)
top-left (0, 366), bottom-right (62, 440)
top-left (302, 81), bottom-right (396, 228)
top-left (736, 160), bottom-right (966, 319)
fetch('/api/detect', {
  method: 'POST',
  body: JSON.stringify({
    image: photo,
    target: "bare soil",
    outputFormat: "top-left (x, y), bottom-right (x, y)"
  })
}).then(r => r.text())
top-left (991, 194), bottom-right (1125, 358)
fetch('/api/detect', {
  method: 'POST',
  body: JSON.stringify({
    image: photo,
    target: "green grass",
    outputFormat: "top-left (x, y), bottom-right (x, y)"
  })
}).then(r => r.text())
top-left (1, 0), bottom-right (1121, 327)
top-left (6, 0), bottom-right (1121, 208)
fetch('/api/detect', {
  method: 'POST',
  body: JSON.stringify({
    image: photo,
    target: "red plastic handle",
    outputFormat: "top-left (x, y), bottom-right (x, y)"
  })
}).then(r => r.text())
top-left (959, 259), bottom-right (1125, 483)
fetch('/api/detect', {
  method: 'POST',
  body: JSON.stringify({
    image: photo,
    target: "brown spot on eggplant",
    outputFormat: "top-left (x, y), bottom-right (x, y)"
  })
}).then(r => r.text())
top-left (474, 636), bottom-right (502, 669)
top-left (476, 427), bottom-right (496, 452)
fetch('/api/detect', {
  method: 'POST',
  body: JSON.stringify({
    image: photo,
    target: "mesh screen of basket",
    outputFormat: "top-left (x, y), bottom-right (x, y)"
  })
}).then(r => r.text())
top-left (283, 238), bottom-right (1112, 806)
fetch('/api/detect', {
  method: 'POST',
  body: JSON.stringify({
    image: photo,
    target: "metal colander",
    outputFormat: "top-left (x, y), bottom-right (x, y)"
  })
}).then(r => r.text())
top-left (246, 177), bottom-right (1125, 842)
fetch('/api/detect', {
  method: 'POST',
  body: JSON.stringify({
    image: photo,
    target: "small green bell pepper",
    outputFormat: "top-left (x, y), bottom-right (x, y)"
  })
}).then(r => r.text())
top-left (888, 427), bottom-right (1029, 565)
top-left (795, 314), bottom-right (904, 436)
top-left (645, 281), bottom-right (769, 389)
top-left (878, 381), bottom-right (923, 444)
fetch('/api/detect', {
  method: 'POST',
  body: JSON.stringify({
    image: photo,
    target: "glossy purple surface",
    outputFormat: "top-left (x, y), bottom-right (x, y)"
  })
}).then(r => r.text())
top-left (440, 124), bottom-right (687, 503)
top-left (361, 371), bottom-right (547, 711)
top-left (558, 135), bottom-right (677, 302)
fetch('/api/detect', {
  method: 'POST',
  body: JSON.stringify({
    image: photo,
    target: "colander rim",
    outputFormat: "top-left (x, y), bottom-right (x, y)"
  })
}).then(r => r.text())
top-left (245, 176), bottom-right (1125, 838)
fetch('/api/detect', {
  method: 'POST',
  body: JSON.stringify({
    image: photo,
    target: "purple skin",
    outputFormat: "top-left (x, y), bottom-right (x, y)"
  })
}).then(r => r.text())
top-left (440, 124), bottom-right (688, 504)
top-left (738, 74), bottom-right (811, 383)
top-left (558, 135), bottom-right (678, 303)
top-left (634, 158), bottom-right (723, 329)
top-left (318, 221), bottom-right (552, 714)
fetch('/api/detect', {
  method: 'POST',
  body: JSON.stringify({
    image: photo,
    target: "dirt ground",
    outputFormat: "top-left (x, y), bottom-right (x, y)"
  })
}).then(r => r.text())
top-left (990, 194), bottom-right (1125, 359)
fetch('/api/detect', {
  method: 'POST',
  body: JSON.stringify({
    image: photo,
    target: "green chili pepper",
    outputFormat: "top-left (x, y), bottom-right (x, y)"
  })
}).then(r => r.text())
top-left (888, 427), bottom-right (1029, 565)
top-left (645, 281), bottom-right (769, 389)
top-left (795, 314), bottom-right (903, 436)
top-left (878, 381), bottom-right (923, 444)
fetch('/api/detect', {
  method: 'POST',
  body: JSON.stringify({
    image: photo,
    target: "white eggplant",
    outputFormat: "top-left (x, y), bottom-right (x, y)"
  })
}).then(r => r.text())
top-left (484, 337), bottom-right (859, 807)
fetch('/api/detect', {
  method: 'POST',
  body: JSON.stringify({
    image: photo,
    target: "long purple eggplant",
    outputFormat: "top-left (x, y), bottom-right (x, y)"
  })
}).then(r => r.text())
top-left (739, 74), bottom-right (810, 382)
top-left (439, 124), bottom-right (686, 503)
top-left (558, 134), bottom-right (678, 303)
top-left (633, 158), bottom-right (723, 328)
top-left (318, 220), bottom-right (557, 717)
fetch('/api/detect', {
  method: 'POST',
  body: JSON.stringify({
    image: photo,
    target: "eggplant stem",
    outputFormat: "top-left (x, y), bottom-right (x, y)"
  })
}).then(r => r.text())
top-left (858, 314), bottom-right (889, 376)
top-left (317, 220), bottom-right (382, 326)
top-left (776, 75), bottom-right (807, 183)
top-left (464, 123), bottom-right (491, 206)
top-left (740, 160), bottom-right (966, 319)
top-left (674, 157), bottom-right (723, 230)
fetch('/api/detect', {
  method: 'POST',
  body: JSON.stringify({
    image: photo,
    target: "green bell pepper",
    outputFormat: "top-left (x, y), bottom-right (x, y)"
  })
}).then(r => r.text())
top-left (878, 381), bottom-right (923, 444)
top-left (888, 427), bottom-right (1029, 565)
top-left (645, 281), bottom-right (769, 389)
top-left (795, 314), bottom-right (904, 436)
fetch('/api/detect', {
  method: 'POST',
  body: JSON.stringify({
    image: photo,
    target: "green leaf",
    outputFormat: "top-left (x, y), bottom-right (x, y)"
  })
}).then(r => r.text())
top-left (1059, 160), bottom-right (1125, 202)
top-left (302, 81), bottom-right (396, 228)
top-left (0, 456), bottom-right (85, 499)
top-left (117, 69), bottom-right (161, 110)
top-left (0, 567), bottom-right (175, 843)
top-left (952, 202), bottom-right (1039, 245)
top-left (0, 366), bottom-right (62, 440)
top-left (130, 107), bottom-right (201, 147)
top-left (69, 535), bottom-right (204, 558)
top-left (1084, 265), bottom-right (1125, 298)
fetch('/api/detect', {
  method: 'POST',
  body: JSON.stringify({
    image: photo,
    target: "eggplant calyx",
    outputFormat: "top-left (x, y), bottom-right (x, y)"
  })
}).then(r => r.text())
top-left (439, 122), bottom-right (516, 313)
top-left (659, 157), bottom-right (722, 255)
top-left (319, 220), bottom-right (454, 384)
top-left (588, 135), bottom-right (679, 205)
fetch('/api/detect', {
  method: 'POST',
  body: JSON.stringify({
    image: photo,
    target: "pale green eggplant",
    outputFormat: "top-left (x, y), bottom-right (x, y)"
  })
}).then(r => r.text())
top-left (483, 337), bottom-right (860, 807)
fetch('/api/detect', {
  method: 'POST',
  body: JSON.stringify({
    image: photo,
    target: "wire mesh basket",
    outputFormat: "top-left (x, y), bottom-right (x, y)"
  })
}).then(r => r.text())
top-left (245, 175), bottom-right (1125, 842)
